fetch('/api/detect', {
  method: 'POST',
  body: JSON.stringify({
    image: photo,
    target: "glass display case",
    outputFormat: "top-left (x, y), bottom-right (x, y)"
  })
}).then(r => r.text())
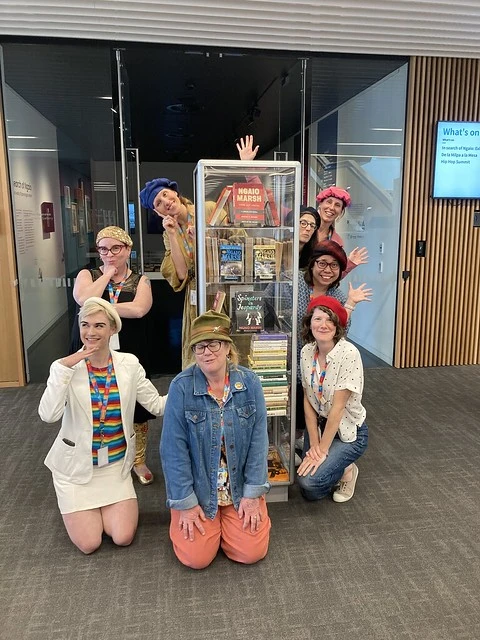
top-left (194, 160), bottom-right (301, 501)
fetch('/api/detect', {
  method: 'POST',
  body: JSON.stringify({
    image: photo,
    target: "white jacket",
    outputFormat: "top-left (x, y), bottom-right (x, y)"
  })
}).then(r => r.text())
top-left (38, 350), bottom-right (167, 484)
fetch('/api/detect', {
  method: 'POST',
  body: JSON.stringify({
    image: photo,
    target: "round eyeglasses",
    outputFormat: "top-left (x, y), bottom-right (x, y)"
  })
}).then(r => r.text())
top-left (97, 244), bottom-right (126, 256)
top-left (191, 340), bottom-right (223, 355)
top-left (300, 220), bottom-right (317, 230)
top-left (315, 259), bottom-right (340, 271)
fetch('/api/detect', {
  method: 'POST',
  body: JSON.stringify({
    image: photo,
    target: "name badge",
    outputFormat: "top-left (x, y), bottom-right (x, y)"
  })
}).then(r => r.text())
top-left (97, 446), bottom-right (109, 468)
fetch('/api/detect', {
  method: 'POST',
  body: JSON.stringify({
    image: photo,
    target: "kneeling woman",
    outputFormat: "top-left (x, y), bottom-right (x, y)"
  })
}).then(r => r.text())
top-left (38, 298), bottom-right (167, 554)
top-left (160, 310), bottom-right (271, 569)
top-left (297, 296), bottom-right (368, 502)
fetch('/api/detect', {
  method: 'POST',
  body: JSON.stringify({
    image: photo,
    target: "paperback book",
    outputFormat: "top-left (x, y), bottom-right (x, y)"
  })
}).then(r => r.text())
top-left (219, 243), bottom-right (244, 282)
top-left (253, 244), bottom-right (276, 281)
top-left (234, 291), bottom-right (265, 332)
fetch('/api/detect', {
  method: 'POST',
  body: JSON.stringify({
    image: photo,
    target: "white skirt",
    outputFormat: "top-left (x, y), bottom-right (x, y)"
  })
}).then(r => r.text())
top-left (52, 459), bottom-right (137, 515)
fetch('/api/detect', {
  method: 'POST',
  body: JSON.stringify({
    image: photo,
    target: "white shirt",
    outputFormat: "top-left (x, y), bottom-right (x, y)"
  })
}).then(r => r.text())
top-left (300, 339), bottom-right (366, 442)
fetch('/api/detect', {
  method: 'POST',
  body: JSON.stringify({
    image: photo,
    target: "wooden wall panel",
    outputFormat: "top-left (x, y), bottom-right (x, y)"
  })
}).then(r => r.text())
top-left (0, 100), bottom-right (25, 388)
top-left (0, 92), bottom-right (25, 387)
top-left (395, 57), bottom-right (480, 367)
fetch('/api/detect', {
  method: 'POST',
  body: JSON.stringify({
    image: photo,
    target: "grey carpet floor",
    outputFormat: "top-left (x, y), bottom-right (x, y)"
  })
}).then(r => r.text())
top-left (1, 366), bottom-right (480, 640)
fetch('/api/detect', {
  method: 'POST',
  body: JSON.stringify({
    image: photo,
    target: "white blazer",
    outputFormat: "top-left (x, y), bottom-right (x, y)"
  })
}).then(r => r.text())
top-left (38, 350), bottom-right (167, 484)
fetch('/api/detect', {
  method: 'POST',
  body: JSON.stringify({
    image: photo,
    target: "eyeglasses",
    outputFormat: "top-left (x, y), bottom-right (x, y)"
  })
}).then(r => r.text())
top-left (300, 220), bottom-right (317, 230)
top-left (315, 259), bottom-right (340, 271)
top-left (191, 340), bottom-right (223, 355)
top-left (97, 244), bottom-right (126, 256)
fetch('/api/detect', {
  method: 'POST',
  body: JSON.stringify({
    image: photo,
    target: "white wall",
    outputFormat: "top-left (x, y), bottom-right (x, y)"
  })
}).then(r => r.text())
top-left (5, 84), bottom-right (67, 349)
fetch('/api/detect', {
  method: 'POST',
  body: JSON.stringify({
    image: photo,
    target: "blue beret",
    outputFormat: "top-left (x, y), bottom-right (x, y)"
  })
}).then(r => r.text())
top-left (139, 178), bottom-right (179, 210)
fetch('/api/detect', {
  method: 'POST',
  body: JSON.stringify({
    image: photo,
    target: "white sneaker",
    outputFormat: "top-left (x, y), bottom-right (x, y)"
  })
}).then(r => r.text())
top-left (333, 464), bottom-right (359, 503)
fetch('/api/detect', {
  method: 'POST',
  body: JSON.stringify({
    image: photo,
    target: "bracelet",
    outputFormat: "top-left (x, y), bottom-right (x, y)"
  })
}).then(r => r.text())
top-left (319, 449), bottom-right (329, 457)
top-left (344, 304), bottom-right (355, 311)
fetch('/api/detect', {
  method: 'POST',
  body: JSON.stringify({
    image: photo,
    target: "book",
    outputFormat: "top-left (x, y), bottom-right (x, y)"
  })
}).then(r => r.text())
top-left (248, 356), bottom-right (287, 369)
top-left (253, 244), bottom-right (276, 281)
top-left (232, 182), bottom-right (265, 226)
top-left (245, 236), bottom-right (254, 281)
top-left (268, 445), bottom-right (289, 482)
top-left (208, 186), bottom-right (232, 226)
top-left (234, 291), bottom-right (265, 332)
top-left (264, 188), bottom-right (281, 226)
top-left (211, 290), bottom-right (226, 313)
top-left (219, 243), bottom-right (244, 282)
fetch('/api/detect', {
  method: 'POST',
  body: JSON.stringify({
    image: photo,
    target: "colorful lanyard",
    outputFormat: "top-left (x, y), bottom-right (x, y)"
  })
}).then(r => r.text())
top-left (86, 355), bottom-right (113, 447)
top-left (107, 271), bottom-right (128, 305)
top-left (178, 213), bottom-right (194, 261)
top-left (310, 347), bottom-right (327, 405)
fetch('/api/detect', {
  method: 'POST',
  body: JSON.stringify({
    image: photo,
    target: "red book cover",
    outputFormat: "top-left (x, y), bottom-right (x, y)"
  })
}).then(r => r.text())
top-left (232, 182), bottom-right (265, 225)
top-left (41, 202), bottom-right (55, 233)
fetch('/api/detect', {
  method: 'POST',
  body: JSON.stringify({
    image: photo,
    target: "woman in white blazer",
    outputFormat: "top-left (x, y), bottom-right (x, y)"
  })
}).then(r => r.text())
top-left (39, 297), bottom-right (167, 554)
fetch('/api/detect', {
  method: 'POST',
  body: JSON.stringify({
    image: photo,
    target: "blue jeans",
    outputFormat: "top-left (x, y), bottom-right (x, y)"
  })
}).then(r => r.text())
top-left (297, 422), bottom-right (368, 501)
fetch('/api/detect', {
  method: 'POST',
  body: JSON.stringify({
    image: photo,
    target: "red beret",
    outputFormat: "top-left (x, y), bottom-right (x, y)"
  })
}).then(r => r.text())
top-left (307, 295), bottom-right (348, 328)
top-left (316, 187), bottom-right (351, 208)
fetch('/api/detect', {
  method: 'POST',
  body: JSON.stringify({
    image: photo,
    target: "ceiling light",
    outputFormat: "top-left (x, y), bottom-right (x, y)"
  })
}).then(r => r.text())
top-left (97, 96), bottom-right (113, 100)
top-left (8, 135), bottom-right (38, 139)
top-left (10, 148), bottom-right (57, 152)
top-left (371, 128), bottom-right (403, 132)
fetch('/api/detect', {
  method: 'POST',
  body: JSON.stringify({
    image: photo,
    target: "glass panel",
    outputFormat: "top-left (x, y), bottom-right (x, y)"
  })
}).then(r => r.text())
top-left (194, 159), bottom-right (302, 491)
top-left (1, 43), bottom-right (119, 381)
top-left (307, 63), bottom-right (408, 365)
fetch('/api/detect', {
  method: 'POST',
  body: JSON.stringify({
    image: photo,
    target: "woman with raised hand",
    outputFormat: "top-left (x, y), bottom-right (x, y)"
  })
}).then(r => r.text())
top-left (315, 186), bottom-right (368, 275)
top-left (72, 226), bottom-right (155, 486)
top-left (39, 298), bottom-right (167, 553)
top-left (296, 295), bottom-right (368, 502)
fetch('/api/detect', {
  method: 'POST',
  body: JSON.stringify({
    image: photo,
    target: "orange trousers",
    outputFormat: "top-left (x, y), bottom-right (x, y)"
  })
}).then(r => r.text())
top-left (169, 497), bottom-right (271, 569)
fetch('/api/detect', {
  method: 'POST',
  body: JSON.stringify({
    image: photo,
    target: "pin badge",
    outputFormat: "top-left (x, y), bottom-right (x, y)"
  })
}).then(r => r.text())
top-left (234, 382), bottom-right (243, 390)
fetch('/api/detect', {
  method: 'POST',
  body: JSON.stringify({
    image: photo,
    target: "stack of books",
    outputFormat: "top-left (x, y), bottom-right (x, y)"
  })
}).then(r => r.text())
top-left (248, 333), bottom-right (289, 417)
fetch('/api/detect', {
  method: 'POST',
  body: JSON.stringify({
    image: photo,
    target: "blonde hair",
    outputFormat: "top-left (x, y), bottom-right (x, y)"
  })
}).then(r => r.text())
top-left (79, 298), bottom-right (121, 333)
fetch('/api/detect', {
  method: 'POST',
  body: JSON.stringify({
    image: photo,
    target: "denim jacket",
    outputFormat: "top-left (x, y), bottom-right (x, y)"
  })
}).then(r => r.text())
top-left (160, 364), bottom-right (270, 519)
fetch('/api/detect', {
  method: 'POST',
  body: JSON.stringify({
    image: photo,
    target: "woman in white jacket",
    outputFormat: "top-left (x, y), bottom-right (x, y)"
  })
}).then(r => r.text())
top-left (39, 297), bottom-right (167, 554)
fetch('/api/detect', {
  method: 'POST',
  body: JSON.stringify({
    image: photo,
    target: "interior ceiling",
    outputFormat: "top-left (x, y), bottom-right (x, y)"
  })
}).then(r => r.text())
top-left (2, 42), bottom-right (406, 164)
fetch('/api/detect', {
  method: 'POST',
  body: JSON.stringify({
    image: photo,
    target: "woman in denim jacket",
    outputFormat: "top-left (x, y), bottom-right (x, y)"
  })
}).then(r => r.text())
top-left (160, 310), bottom-right (271, 569)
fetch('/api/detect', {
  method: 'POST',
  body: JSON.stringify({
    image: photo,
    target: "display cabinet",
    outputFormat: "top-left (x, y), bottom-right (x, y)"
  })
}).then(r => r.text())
top-left (194, 160), bottom-right (301, 501)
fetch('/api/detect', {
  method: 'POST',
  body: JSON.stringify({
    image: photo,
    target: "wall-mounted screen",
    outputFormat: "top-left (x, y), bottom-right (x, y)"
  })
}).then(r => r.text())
top-left (432, 121), bottom-right (480, 198)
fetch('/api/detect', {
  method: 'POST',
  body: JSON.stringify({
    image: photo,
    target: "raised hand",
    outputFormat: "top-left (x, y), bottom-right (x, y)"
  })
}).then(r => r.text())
top-left (162, 215), bottom-right (180, 236)
top-left (178, 505), bottom-right (206, 541)
top-left (238, 497), bottom-right (262, 532)
top-left (236, 135), bottom-right (259, 161)
top-left (347, 282), bottom-right (373, 305)
top-left (348, 246), bottom-right (368, 266)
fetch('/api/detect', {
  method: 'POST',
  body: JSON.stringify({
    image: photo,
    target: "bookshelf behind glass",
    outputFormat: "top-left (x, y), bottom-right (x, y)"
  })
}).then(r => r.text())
top-left (194, 160), bottom-right (301, 501)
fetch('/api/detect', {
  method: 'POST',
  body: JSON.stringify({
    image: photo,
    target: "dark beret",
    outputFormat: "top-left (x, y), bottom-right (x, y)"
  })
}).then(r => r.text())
top-left (139, 178), bottom-right (179, 210)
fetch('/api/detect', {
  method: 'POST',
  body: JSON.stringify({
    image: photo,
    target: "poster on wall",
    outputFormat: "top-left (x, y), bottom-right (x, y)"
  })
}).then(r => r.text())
top-left (78, 216), bottom-right (86, 246)
top-left (64, 185), bottom-right (71, 208)
top-left (85, 195), bottom-right (92, 232)
top-left (70, 202), bottom-right (79, 233)
top-left (41, 201), bottom-right (55, 233)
